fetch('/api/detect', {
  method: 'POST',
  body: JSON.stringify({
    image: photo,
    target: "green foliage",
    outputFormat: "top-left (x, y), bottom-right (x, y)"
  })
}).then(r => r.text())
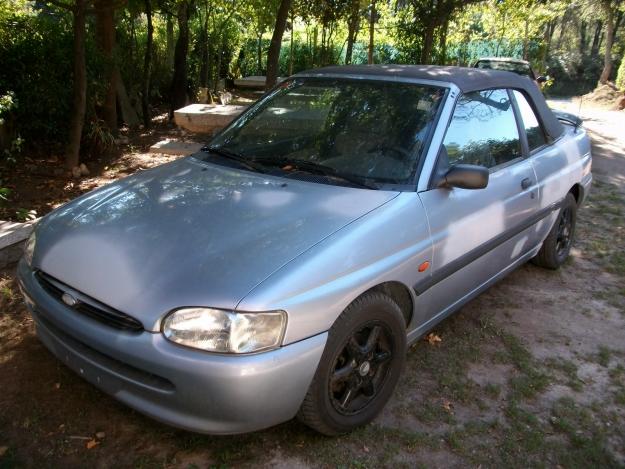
top-left (0, 185), bottom-right (10, 203)
top-left (0, 7), bottom-right (73, 145)
top-left (85, 118), bottom-right (115, 153)
top-left (616, 55), bottom-right (625, 91)
top-left (0, 91), bottom-right (17, 125)
top-left (0, 0), bottom-right (618, 155)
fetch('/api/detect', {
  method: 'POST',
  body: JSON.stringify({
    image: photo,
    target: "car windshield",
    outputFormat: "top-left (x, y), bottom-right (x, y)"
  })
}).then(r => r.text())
top-left (476, 60), bottom-right (532, 77)
top-left (207, 78), bottom-right (445, 185)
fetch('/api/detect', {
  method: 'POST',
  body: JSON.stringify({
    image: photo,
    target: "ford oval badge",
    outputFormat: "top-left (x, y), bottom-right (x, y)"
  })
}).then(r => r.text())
top-left (61, 292), bottom-right (78, 307)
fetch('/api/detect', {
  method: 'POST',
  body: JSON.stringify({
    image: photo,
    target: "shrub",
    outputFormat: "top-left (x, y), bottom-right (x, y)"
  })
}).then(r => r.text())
top-left (616, 56), bottom-right (625, 91)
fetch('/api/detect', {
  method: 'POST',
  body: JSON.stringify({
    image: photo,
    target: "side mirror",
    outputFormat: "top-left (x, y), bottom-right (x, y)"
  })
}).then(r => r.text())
top-left (439, 164), bottom-right (489, 190)
top-left (536, 75), bottom-right (548, 84)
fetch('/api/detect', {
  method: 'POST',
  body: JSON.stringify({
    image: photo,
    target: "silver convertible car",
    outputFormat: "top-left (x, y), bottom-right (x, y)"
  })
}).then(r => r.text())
top-left (18, 65), bottom-right (591, 436)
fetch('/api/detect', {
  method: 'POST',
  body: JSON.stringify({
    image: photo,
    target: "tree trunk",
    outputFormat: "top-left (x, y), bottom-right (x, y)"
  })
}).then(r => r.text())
top-left (320, 24), bottom-right (326, 65)
top-left (590, 20), bottom-right (603, 55)
top-left (65, 0), bottom-right (87, 169)
top-left (541, 20), bottom-right (556, 73)
top-left (214, 36), bottom-right (224, 93)
top-left (288, 10), bottom-right (294, 75)
top-left (439, 17), bottom-right (449, 64)
top-left (599, 0), bottom-right (615, 84)
top-left (579, 20), bottom-right (587, 55)
top-left (257, 32), bottom-right (263, 74)
top-left (266, 0), bottom-right (291, 89)
top-left (141, 0), bottom-right (153, 128)
top-left (367, 0), bottom-right (375, 64)
top-left (95, 0), bottom-right (117, 132)
top-left (166, 13), bottom-right (174, 72)
top-left (614, 10), bottom-right (623, 39)
top-left (345, 0), bottom-right (359, 64)
top-left (421, 23), bottom-right (435, 64)
top-left (199, 15), bottom-right (209, 88)
top-left (115, 68), bottom-right (140, 126)
top-left (312, 26), bottom-right (318, 66)
top-left (522, 17), bottom-right (529, 60)
top-left (169, 1), bottom-right (190, 119)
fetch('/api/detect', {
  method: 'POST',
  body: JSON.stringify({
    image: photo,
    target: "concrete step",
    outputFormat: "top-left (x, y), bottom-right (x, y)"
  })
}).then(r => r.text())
top-left (0, 219), bottom-right (37, 268)
top-left (149, 139), bottom-right (204, 156)
top-left (173, 103), bottom-right (247, 134)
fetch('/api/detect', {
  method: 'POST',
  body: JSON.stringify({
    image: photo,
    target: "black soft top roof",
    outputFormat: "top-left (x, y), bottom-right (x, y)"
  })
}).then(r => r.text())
top-left (296, 64), bottom-right (564, 140)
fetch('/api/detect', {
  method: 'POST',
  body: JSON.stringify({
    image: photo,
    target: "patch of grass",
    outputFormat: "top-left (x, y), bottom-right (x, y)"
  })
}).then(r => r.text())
top-left (545, 357), bottom-right (584, 391)
top-left (502, 403), bottom-right (546, 455)
top-left (608, 363), bottom-right (625, 380)
top-left (412, 400), bottom-right (456, 425)
top-left (549, 397), bottom-right (619, 468)
top-left (608, 251), bottom-right (625, 276)
top-left (597, 346), bottom-right (612, 367)
top-left (484, 383), bottom-right (501, 398)
top-left (443, 420), bottom-right (498, 462)
top-left (500, 333), bottom-right (550, 399)
top-left (406, 315), bottom-right (499, 404)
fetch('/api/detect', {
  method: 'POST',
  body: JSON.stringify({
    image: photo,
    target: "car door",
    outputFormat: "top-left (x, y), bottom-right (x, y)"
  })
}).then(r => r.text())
top-left (415, 88), bottom-right (540, 329)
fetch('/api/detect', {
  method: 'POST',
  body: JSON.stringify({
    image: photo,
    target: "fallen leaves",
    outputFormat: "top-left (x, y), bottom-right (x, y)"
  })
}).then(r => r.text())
top-left (425, 332), bottom-right (442, 345)
top-left (86, 439), bottom-right (99, 450)
top-left (442, 398), bottom-right (454, 414)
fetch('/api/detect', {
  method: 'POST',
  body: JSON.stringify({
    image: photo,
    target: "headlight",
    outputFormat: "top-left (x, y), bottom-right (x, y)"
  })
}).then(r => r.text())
top-left (24, 231), bottom-right (36, 266)
top-left (162, 308), bottom-right (287, 354)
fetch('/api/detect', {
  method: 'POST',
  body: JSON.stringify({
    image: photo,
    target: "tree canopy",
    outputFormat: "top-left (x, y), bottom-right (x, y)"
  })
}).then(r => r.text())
top-left (0, 0), bottom-right (624, 168)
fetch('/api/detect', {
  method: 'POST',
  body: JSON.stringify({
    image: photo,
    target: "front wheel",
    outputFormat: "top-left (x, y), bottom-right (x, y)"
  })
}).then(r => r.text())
top-left (532, 192), bottom-right (577, 269)
top-left (297, 292), bottom-right (406, 436)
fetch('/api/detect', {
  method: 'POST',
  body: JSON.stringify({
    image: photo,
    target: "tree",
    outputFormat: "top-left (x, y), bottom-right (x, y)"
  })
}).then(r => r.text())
top-left (142, 0), bottom-right (153, 127)
top-left (94, 0), bottom-right (118, 132)
top-left (43, 0), bottom-right (91, 169)
top-left (598, 0), bottom-right (618, 84)
top-left (169, 0), bottom-right (192, 118)
top-left (345, 0), bottom-right (360, 64)
top-left (367, 0), bottom-right (375, 64)
top-left (266, 0), bottom-right (291, 89)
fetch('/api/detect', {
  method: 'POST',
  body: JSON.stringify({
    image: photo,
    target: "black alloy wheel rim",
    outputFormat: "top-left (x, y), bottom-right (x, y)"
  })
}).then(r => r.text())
top-left (555, 206), bottom-right (573, 258)
top-left (329, 321), bottom-right (394, 416)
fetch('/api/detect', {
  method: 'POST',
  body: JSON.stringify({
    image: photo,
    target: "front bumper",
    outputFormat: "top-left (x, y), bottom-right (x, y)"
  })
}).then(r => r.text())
top-left (17, 259), bottom-right (326, 434)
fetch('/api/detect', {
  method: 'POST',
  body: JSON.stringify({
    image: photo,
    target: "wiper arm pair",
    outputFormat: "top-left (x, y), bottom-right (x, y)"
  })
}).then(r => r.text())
top-left (202, 146), bottom-right (267, 173)
top-left (252, 156), bottom-right (378, 190)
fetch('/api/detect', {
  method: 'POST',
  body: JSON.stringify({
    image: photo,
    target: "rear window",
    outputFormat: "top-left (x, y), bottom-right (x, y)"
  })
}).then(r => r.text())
top-left (475, 60), bottom-right (532, 78)
top-left (513, 90), bottom-right (547, 151)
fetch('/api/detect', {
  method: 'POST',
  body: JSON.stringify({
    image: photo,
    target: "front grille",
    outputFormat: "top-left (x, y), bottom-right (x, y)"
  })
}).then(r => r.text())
top-left (35, 271), bottom-right (144, 333)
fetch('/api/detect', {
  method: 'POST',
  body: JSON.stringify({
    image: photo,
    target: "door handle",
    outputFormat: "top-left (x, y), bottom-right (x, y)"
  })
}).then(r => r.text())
top-left (521, 177), bottom-right (532, 190)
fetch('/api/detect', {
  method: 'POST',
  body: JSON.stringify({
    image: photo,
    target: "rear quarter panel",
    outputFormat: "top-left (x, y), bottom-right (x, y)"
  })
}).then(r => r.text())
top-left (531, 125), bottom-right (592, 239)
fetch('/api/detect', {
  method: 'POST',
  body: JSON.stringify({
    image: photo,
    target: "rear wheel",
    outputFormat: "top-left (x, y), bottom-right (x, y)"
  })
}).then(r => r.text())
top-left (532, 192), bottom-right (577, 269)
top-left (297, 292), bottom-right (406, 435)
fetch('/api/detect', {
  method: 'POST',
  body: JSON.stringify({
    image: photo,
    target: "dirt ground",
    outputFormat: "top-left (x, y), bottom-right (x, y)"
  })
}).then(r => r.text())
top-left (1, 104), bottom-right (625, 468)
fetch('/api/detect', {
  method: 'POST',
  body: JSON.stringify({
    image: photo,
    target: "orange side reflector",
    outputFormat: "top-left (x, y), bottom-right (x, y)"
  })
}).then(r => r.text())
top-left (418, 261), bottom-right (430, 272)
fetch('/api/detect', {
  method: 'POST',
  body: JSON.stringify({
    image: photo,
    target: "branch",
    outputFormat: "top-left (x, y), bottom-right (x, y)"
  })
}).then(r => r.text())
top-left (43, 0), bottom-right (76, 12)
top-left (87, 0), bottom-right (128, 14)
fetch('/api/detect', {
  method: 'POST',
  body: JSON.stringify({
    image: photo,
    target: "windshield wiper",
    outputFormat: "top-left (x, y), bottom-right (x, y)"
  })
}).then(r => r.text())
top-left (252, 156), bottom-right (378, 190)
top-left (202, 145), bottom-right (266, 173)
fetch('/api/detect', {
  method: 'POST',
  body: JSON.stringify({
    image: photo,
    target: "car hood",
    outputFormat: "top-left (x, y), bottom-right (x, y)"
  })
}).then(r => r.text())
top-left (34, 157), bottom-right (397, 331)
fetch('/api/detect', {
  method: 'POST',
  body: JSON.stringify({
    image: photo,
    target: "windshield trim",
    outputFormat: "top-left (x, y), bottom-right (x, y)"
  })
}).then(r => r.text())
top-left (206, 76), bottom-right (450, 191)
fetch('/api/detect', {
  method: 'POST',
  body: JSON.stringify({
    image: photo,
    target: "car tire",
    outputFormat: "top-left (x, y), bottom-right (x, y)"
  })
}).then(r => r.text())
top-left (532, 192), bottom-right (577, 270)
top-left (297, 291), bottom-right (406, 436)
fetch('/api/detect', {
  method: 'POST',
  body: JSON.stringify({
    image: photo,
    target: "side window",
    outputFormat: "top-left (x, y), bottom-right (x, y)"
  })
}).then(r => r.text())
top-left (512, 90), bottom-right (547, 151)
top-left (442, 89), bottom-right (521, 169)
